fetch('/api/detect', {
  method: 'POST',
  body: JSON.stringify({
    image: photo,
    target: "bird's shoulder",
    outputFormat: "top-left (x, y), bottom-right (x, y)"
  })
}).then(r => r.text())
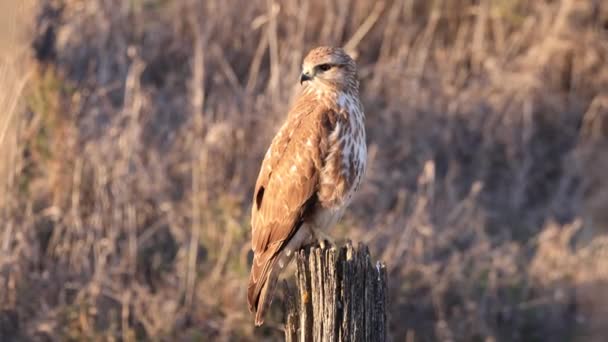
top-left (257, 101), bottom-right (340, 182)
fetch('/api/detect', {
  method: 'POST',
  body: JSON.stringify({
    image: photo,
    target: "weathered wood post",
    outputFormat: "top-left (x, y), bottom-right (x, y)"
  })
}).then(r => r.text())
top-left (284, 241), bottom-right (388, 342)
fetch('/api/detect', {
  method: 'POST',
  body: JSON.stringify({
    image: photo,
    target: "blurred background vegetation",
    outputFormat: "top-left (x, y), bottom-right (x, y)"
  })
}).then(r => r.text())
top-left (1, 0), bottom-right (607, 340)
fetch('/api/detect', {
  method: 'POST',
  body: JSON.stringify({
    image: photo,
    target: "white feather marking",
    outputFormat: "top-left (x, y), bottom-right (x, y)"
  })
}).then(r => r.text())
top-left (329, 122), bottom-right (341, 140)
top-left (338, 94), bottom-right (347, 108)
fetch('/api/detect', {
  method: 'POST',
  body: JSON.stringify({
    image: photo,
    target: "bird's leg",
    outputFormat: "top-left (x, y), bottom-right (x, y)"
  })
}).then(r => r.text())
top-left (309, 226), bottom-right (336, 249)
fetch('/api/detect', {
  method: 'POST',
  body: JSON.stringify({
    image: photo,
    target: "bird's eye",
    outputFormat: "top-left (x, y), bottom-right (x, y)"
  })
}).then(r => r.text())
top-left (318, 64), bottom-right (332, 72)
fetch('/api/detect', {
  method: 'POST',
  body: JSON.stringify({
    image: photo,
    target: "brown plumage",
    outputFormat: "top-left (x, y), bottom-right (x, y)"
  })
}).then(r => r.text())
top-left (248, 47), bottom-right (366, 325)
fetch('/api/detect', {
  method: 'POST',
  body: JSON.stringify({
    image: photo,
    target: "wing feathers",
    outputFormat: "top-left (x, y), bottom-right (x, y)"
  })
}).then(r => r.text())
top-left (247, 105), bottom-right (335, 322)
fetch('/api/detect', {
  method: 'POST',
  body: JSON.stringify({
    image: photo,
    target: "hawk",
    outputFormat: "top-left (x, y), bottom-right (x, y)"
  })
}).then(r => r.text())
top-left (247, 47), bottom-right (367, 326)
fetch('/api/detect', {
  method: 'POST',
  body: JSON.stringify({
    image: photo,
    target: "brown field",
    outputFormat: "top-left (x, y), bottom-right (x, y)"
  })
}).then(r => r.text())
top-left (1, 0), bottom-right (608, 340)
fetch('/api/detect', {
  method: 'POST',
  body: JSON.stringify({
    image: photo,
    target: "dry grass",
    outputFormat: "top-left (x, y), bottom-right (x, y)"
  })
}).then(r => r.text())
top-left (1, 0), bottom-right (608, 340)
top-left (0, 1), bottom-right (35, 209)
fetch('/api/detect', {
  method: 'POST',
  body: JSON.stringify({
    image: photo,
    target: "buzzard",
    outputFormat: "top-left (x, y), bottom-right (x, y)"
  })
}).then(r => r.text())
top-left (247, 47), bottom-right (366, 326)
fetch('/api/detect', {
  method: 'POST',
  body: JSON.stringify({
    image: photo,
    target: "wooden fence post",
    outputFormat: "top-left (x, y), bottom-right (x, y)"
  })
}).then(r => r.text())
top-left (284, 241), bottom-right (388, 342)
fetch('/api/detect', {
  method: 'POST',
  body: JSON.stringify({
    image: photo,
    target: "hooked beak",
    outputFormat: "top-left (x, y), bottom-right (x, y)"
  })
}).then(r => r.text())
top-left (300, 72), bottom-right (313, 85)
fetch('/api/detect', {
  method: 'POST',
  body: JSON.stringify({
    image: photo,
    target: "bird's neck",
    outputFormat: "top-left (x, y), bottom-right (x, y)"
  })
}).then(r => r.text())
top-left (303, 84), bottom-right (359, 112)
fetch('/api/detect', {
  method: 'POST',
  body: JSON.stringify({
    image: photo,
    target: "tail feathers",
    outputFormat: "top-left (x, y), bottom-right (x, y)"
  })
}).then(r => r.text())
top-left (254, 269), bottom-right (277, 326)
top-left (248, 247), bottom-right (295, 326)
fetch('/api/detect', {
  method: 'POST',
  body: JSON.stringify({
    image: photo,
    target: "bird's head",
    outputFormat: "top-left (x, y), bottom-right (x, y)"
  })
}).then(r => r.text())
top-left (300, 47), bottom-right (358, 92)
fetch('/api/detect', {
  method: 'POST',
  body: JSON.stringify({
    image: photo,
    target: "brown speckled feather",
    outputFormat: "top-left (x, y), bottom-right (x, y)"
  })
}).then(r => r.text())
top-left (247, 96), bottom-right (335, 319)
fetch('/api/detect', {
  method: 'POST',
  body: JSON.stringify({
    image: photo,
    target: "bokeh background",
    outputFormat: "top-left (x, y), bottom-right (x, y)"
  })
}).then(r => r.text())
top-left (1, 0), bottom-right (608, 340)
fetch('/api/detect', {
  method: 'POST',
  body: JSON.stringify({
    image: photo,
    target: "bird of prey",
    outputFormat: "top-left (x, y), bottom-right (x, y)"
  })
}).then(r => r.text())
top-left (247, 47), bottom-right (367, 326)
